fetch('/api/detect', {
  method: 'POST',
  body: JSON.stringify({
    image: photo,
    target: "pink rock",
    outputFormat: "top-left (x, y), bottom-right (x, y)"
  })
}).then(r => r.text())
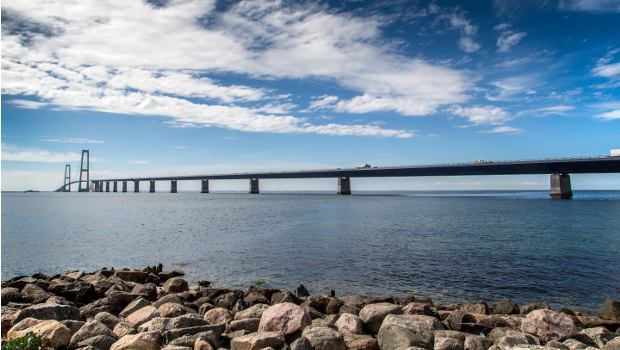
top-left (521, 309), bottom-right (577, 342)
top-left (258, 302), bottom-right (312, 336)
top-left (335, 313), bottom-right (364, 336)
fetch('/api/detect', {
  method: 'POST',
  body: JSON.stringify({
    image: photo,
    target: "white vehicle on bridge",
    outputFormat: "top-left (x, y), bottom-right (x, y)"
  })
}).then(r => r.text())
top-left (356, 164), bottom-right (372, 169)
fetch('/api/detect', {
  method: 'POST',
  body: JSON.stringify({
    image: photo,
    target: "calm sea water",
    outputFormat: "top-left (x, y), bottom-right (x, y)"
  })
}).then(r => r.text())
top-left (2, 191), bottom-right (620, 312)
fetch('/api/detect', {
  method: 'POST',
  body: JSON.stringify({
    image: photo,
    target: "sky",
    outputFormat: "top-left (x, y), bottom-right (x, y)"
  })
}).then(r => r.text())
top-left (1, 0), bottom-right (619, 191)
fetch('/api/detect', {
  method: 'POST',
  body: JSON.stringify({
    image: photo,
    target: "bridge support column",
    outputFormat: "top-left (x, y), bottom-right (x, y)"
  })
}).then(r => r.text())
top-left (201, 179), bottom-right (209, 193)
top-left (249, 178), bottom-right (259, 194)
top-left (149, 180), bottom-right (156, 193)
top-left (113, 181), bottom-right (118, 192)
top-left (134, 180), bottom-right (140, 193)
top-left (106, 181), bottom-right (110, 192)
top-left (122, 181), bottom-right (128, 192)
top-left (171, 180), bottom-right (178, 193)
top-left (93, 181), bottom-right (99, 192)
top-left (550, 173), bottom-right (572, 199)
top-left (99, 181), bottom-right (104, 192)
top-left (338, 176), bottom-right (351, 195)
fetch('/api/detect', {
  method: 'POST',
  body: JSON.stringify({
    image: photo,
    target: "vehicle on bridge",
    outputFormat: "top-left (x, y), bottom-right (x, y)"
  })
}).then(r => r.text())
top-left (356, 163), bottom-right (372, 169)
top-left (611, 149), bottom-right (620, 157)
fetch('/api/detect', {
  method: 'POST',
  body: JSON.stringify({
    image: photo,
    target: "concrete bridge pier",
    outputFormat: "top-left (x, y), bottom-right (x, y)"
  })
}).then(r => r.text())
top-left (550, 173), bottom-right (573, 199)
top-left (113, 181), bottom-right (118, 192)
top-left (105, 181), bottom-right (110, 192)
top-left (99, 181), bottom-right (104, 192)
top-left (201, 179), bottom-right (209, 193)
top-left (93, 181), bottom-right (99, 192)
top-left (338, 176), bottom-right (351, 195)
top-left (171, 180), bottom-right (178, 193)
top-left (149, 180), bottom-right (156, 193)
top-left (134, 180), bottom-right (140, 193)
top-left (249, 178), bottom-right (259, 194)
top-left (122, 181), bottom-right (128, 192)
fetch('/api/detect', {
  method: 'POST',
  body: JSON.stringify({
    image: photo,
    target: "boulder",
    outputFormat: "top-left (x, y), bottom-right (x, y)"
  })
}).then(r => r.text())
top-left (405, 314), bottom-right (445, 330)
top-left (80, 298), bottom-right (116, 319)
top-left (359, 302), bottom-right (403, 333)
top-left (230, 331), bottom-right (285, 350)
top-left (77, 335), bottom-right (117, 350)
top-left (579, 326), bottom-right (617, 347)
top-left (195, 339), bottom-right (215, 350)
top-left (235, 304), bottom-right (269, 320)
top-left (167, 315), bottom-right (208, 330)
top-left (113, 320), bottom-right (136, 338)
top-left (377, 314), bottom-right (434, 350)
top-left (444, 311), bottom-right (482, 333)
top-left (203, 307), bottom-right (232, 325)
top-left (602, 337), bottom-right (620, 350)
top-left (544, 340), bottom-right (569, 349)
top-left (127, 305), bottom-right (160, 327)
top-left (114, 270), bottom-right (148, 284)
top-left (335, 313), bottom-right (364, 336)
top-left (599, 300), bottom-right (620, 321)
top-left (227, 318), bottom-right (260, 333)
top-left (326, 298), bottom-right (344, 315)
top-left (520, 301), bottom-right (550, 315)
top-left (244, 292), bottom-right (270, 306)
top-left (119, 297), bottom-right (151, 318)
top-left (464, 335), bottom-right (494, 350)
top-left (153, 294), bottom-right (185, 308)
top-left (521, 309), bottom-right (577, 342)
top-left (302, 326), bottom-right (347, 350)
top-left (434, 336), bottom-right (464, 350)
top-left (296, 284), bottom-right (311, 298)
top-left (70, 319), bottom-right (117, 347)
top-left (94, 311), bottom-right (120, 330)
top-left (61, 319), bottom-right (85, 335)
top-left (159, 302), bottom-right (196, 318)
top-left (110, 331), bottom-right (161, 350)
top-left (8, 319), bottom-right (72, 349)
top-left (343, 334), bottom-right (380, 350)
top-left (164, 278), bottom-right (189, 294)
top-left (1, 287), bottom-right (21, 305)
top-left (291, 337), bottom-right (314, 350)
top-left (403, 302), bottom-right (434, 316)
top-left (19, 284), bottom-right (50, 304)
top-left (494, 299), bottom-right (520, 315)
top-left (132, 283), bottom-right (158, 301)
top-left (462, 302), bottom-right (489, 315)
top-left (167, 331), bottom-right (217, 347)
top-left (15, 303), bottom-right (80, 323)
top-left (258, 302), bottom-right (312, 336)
top-left (163, 326), bottom-right (222, 345)
top-left (48, 280), bottom-right (98, 303)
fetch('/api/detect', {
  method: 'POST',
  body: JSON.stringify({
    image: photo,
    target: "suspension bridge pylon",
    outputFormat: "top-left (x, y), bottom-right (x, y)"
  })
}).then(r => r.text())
top-left (63, 164), bottom-right (71, 192)
top-left (78, 150), bottom-right (90, 192)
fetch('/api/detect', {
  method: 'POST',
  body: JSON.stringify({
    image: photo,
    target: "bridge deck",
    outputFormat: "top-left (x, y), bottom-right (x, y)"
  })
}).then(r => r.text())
top-left (75, 156), bottom-right (620, 185)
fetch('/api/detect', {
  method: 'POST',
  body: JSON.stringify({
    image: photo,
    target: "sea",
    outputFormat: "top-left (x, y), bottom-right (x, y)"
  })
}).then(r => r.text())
top-left (2, 190), bottom-right (619, 313)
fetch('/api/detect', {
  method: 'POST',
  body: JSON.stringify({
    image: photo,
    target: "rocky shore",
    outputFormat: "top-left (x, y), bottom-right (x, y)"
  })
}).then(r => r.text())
top-left (2, 266), bottom-right (620, 350)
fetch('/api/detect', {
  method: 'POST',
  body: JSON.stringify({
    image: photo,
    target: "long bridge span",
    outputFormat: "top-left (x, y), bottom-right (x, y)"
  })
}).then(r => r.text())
top-left (57, 151), bottom-right (620, 199)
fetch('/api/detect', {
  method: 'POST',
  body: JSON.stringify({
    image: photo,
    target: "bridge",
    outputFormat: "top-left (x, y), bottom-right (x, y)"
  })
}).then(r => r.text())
top-left (57, 150), bottom-right (620, 199)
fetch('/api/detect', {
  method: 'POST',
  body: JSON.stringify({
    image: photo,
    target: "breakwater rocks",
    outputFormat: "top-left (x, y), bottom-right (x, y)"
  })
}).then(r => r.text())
top-left (2, 267), bottom-right (620, 350)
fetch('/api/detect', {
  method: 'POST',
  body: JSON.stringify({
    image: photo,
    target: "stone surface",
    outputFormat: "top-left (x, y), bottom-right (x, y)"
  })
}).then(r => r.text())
top-left (8, 319), bottom-right (72, 349)
top-left (70, 319), bottom-right (117, 347)
top-left (203, 307), bottom-right (233, 325)
top-left (15, 303), bottom-right (81, 323)
top-left (520, 302), bottom-right (550, 315)
top-left (195, 339), bottom-right (215, 350)
top-left (1, 287), bottom-right (21, 306)
top-left (230, 331), bottom-right (285, 350)
top-left (163, 278), bottom-right (189, 294)
top-left (110, 331), bottom-right (162, 350)
top-left (302, 326), bottom-right (347, 350)
top-left (290, 337), bottom-right (313, 350)
top-left (160, 302), bottom-right (196, 318)
top-left (599, 300), bottom-right (620, 321)
top-left (602, 337), bottom-right (620, 350)
top-left (94, 311), bottom-right (120, 330)
top-left (405, 314), bottom-right (445, 330)
top-left (343, 334), bottom-right (380, 350)
top-left (464, 335), bottom-right (494, 350)
top-left (521, 309), bottom-right (577, 342)
top-left (258, 302), bottom-right (312, 336)
top-left (20, 284), bottom-right (51, 304)
top-left (462, 302), bottom-right (489, 315)
top-left (403, 302), bottom-right (434, 316)
top-left (113, 320), bottom-right (136, 338)
top-left (359, 302), bottom-right (403, 333)
top-left (377, 314), bottom-right (435, 350)
top-left (235, 304), bottom-right (269, 320)
top-left (434, 336), bottom-right (464, 350)
top-left (119, 297), bottom-right (151, 318)
top-left (579, 326), bottom-right (617, 347)
top-left (227, 318), bottom-right (260, 333)
top-left (127, 305), bottom-right (160, 327)
top-left (77, 334), bottom-right (118, 350)
top-left (335, 313), bottom-right (364, 336)
top-left (494, 299), bottom-right (520, 315)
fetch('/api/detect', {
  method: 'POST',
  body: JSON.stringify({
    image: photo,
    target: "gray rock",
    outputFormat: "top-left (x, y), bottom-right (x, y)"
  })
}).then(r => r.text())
top-left (234, 304), bottom-right (269, 320)
top-left (462, 302), bottom-right (489, 315)
top-left (493, 299), bottom-right (520, 315)
top-left (599, 300), bottom-right (620, 321)
top-left (167, 315), bottom-right (208, 330)
top-left (109, 330), bottom-right (161, 350)
top-left (119, 297), bottom-right (151, 318)
top-left (163, 278), bottom-right (189, 294)
top-left (20, 284), bottom-right (51, 304)
top-left (358, 303), bottom-right (403, 333)
top-left (203, 307), bottom-right (232, 326)
top-left (301, 326), bottom-right (347, 350)
top-left (70, 319), bottom-right (117, 347)
top-left (168, 331), bottom-right (218, 347)
top-left (230, 331), bottom-right (285, 350)
top-left (579, 326), bottom-right (617, 347)
top-left (15, 303), bottom-right (81, 323)
top-left (405, 314), bottom-right (445, 330)
top-left (112, 320), bottom-right (135, 338)
top-left (464, 335), bottom-right (493, 350)
top-left (258, 303), bottom-right (312, 336)
top-left (335, 313), bottom-right (364, 336)
top-left (227, 318), bottom-right (260, 333)
top-left (1, 287), bottom-right (21, 306)
top-left (602, 337), bottom-right (620, 350)
top-left (521, 310), bottom-right (577, 342)
top-left (342, 334), bottom-right (380, 350)
top-left (545, 340), bottom-right (569, 349)
top-left (94, 312), bottom-right (120, 330)
top-left (403, 302), bottom-right (434, 316)
top-left (163, 325), bottom-right (224, 343)
top-left (520, 301), bottom-right (550, 315)
top-left (435, 337), bottom-right (464, 350)
top-left (377, 314), bottom-right (434, 350)
top-left (61, 320), bottom-right (86, 336)
top-left (290, 337), bottom-right (313, 350)
top-left (77, 335), bottom-right (117, 350)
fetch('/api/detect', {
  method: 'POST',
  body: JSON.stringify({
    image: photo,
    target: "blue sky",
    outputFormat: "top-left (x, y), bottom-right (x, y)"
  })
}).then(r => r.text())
top-left (1, 0), bottom-right (619, 191)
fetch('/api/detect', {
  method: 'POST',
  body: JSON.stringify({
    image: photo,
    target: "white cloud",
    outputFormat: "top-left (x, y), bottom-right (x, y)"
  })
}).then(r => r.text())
top-left (495, 24), bottom-right (526, 53)
top-left (1, 0), bottom-right (473, 132)
top-left (596, 110), bottom-right (620, 120)
top-left (517, 105), bottom-right (575, 117)
top-left (593, 49), bottom-right (620, 82)
top-left (593, 62), bottom-right (620, 77)
top-left (487, 75), bottom-right (538, 101)
top-left (450, 105), bottom-right (511, 125)
top-left (458, 37), bottom-right (481, 53)
top-left (7, 99), bottom-right (49, 109)
top-left (306, 95), bottom-right (339, 111)
top-left (559, 0), bottom-right (620, 12)
top-left (45, 138), bottom-right (104, 144)
top-left (1, 144), bottom-right (81, 163)
top-left (481, 126), bottom-right (521, 134)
